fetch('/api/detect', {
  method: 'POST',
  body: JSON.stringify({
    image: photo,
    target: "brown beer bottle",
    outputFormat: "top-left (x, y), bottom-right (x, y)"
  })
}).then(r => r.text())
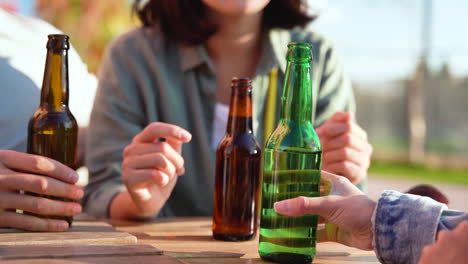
top-left (212, 78), bottom-right (262, 241)
top-left (26, 34), bottom-right (78, 226)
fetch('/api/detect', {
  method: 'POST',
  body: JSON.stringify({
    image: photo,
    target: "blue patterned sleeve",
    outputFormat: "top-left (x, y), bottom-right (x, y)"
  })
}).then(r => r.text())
top-left (371, 190), bottom-right (468, 264)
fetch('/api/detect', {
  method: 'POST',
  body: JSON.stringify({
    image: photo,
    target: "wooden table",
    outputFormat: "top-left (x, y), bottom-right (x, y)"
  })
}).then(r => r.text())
top-left (114, 217), bottom-right (379, 264)
top-left (1, 217), bottom-right (380, 263)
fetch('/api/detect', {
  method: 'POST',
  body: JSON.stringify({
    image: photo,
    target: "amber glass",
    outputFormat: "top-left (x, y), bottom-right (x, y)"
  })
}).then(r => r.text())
top-left (212, 78), bottom-right (262, 241)
top-left (26, 34), bottom-right (78, 226)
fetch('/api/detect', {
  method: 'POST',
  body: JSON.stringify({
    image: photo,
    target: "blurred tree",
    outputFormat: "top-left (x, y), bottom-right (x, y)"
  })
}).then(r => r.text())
top-left (35, 0), bottom-right (137, 73)
top-left (407, 59), bottom-right (427, 163)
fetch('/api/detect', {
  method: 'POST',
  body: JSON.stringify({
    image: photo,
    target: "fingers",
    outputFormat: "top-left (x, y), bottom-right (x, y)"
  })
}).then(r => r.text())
top-left (0, 211), bottom-right (70, 232)
top-left (274, 195), bottom-right (339, 218)
top-left (0, 173), bottom-right (84, 200)
top-left (0, 192), bottom-right (82, 217)
top-left (321, 171), bottom-right (363, 196)
top-left (323, 161), bottom-right (365, 184)
top-left (323, 147), bottom-right (369, 168)
top-left (0, 150), bottom-right (78, 184)
top-left (318, 121), bottom-right (368, 141)
top-left (123, 142), bottom-right (185, 175)
top-left (134, 122), bottom-right (192, 144)
top-left (123, 169), bottom-right (172, 188)
top-left (126, 153), bottom-right (177, 177)
top-left (321, 132), bottom-right (372, 153)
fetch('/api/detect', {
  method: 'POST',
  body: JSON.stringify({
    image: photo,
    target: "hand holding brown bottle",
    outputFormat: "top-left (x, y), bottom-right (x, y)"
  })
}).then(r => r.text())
top-left (0, 150), bottom-right (83, 231)
top-left (111, 122), bottom-right (191, 219)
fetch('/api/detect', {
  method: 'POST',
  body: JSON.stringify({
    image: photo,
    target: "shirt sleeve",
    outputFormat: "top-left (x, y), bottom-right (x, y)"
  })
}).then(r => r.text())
top-left (372, 190), bottom-right (468, 264)
top-left (313, 39), bottom-right (355, 126)
top-left (82, 37), bottom-right (147, 218)
top-left (68, 44), bottom-right (97, 127)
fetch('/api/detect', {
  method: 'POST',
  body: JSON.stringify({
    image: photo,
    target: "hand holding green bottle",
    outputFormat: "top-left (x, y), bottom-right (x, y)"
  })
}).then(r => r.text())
top-left (273, 171), bottom-right (375, 251)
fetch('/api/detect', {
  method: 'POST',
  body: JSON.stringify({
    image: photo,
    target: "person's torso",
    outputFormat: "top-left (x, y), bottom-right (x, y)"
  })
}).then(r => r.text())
top-left (109, 26), bottom-right (332, 217)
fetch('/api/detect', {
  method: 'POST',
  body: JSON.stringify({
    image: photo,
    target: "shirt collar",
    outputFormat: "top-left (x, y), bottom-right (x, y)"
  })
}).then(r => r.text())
top-left (266, 28), bottom-right (291, 74)
top-left (178, 28), bottom-right (291, 74)
top-left (253, 28), bottom-right (291, 76)
top-left (178, 43), bottom-right (206, 72)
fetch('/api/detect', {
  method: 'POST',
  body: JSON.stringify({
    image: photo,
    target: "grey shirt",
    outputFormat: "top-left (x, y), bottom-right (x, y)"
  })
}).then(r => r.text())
top-left (83, 26), bottom-right (355, 218)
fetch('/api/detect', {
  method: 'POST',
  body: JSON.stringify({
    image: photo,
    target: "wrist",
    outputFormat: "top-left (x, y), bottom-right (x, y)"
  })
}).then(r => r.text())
top-left (110, 191), bottom-right (159, 220)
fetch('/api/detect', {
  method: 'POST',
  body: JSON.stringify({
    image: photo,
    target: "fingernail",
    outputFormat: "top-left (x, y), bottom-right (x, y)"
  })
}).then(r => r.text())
top-left (74, 188), bottom-right (84, 199)
top-left (177, 167), bottom-right (185, 176)
top-left (69, 171), bottom-right (79, 183)
top-left (274, 200), bottom-right (289, 213)
top-left (180, 130), bottom-right (192, 141)
top-left (56, 221), bottom-right (69, 231)
top-left (73, 204), bottom-right (82, 214)
top-left (160, 175), bottom-right (170, 186)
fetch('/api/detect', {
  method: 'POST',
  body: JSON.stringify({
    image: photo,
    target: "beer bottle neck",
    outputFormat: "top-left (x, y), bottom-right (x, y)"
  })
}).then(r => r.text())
top-left (280, 48), bottom-right (313, 126)
top-left (41, 38), bottom-right (69, 110)
top-left (226, 79), bottom-right (253, 134)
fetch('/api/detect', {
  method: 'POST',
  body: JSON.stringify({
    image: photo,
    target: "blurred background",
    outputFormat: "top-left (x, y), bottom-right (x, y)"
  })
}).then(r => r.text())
top-left (2, 0), bottom-right (467, 207)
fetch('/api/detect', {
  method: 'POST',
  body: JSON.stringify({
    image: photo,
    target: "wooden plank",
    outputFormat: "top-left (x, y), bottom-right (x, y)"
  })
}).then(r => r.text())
top-left (181, 255), bottom-right (379, 264)
top-left (113, 217), bottom-right (379, 262)
top-left (165, 251), bottom-right (244, 258)
top-left (0, 244), bottom-right (162, 260)
top-left (0, 221), bottom-right (137, 246)
top-left (0, 255), bottom-right (185, 264)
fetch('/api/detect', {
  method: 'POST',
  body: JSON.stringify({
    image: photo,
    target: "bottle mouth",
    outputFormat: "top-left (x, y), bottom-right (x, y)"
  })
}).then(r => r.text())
top-left (287, 42), bottom-right (312, 62)
top-left (231, 77), bottom-right (252, 88)
top-left (48, 34), bottom-right (70, 41)
top-left (47, 34), bottom-right (70, 51)
top-left (288, 42), bottom-right (311, 49)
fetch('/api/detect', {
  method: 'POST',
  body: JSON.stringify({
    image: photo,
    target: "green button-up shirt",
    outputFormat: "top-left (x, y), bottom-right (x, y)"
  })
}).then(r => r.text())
top-left (83, 26), bottom-right (355, 218)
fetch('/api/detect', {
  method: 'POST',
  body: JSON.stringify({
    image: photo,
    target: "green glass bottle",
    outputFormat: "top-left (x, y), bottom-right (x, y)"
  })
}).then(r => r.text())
top-left (258, 43), bottom-right (322, 264)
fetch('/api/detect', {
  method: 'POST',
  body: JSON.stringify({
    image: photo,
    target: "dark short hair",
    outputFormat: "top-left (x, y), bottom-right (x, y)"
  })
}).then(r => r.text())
top-left (133, 0), bottom-right (316, 45)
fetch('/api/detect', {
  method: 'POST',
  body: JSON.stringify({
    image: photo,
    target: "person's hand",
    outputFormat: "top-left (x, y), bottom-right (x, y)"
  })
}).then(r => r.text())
top-left (117, 122), bottom-right (191, 219)
top-left (418, 221), bottom-right (468, 264)
top-left (316, 112), bottom-right (373, 184)
top-left (0, 150), bottom-right (83, 231)
top-left (273, 171), bottom-right (375, 250)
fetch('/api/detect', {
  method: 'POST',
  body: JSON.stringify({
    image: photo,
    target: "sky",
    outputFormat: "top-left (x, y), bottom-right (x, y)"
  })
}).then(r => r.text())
top-left (8, 0), bottom-right (468, 83)
top-left (310, 0), bottom-right (468, 82)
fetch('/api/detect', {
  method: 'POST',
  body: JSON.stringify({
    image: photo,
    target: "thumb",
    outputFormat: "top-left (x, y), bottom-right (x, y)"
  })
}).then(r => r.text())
top-left (328, 111), bottom-right (354, 123)
top-left (274, 196), bottom-right (337, 218)
top-left (315, 124), bottom-right (326, 139)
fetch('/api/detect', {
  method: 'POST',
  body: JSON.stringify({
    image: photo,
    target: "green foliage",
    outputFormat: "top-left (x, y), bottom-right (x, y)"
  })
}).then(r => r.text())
top-left (369, 160), bottom-right (468, 185)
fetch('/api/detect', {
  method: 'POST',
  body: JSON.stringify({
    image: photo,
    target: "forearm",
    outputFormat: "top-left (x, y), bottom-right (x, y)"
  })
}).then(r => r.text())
top-left (109, 191), bottom-right (164, 220)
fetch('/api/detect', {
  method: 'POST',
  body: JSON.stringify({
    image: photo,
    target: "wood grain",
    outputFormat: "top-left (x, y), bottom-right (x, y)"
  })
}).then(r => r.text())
top-left (1, 217), bottom-right (379, 263)
top-left (0, 244), bottom-right (162, 260)
top-left (0, 221), bottom-right (137, 246)
top-left (112, 217), bottom-right (379, 263)
top-left (0, 255), bottom-right (185, 264)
